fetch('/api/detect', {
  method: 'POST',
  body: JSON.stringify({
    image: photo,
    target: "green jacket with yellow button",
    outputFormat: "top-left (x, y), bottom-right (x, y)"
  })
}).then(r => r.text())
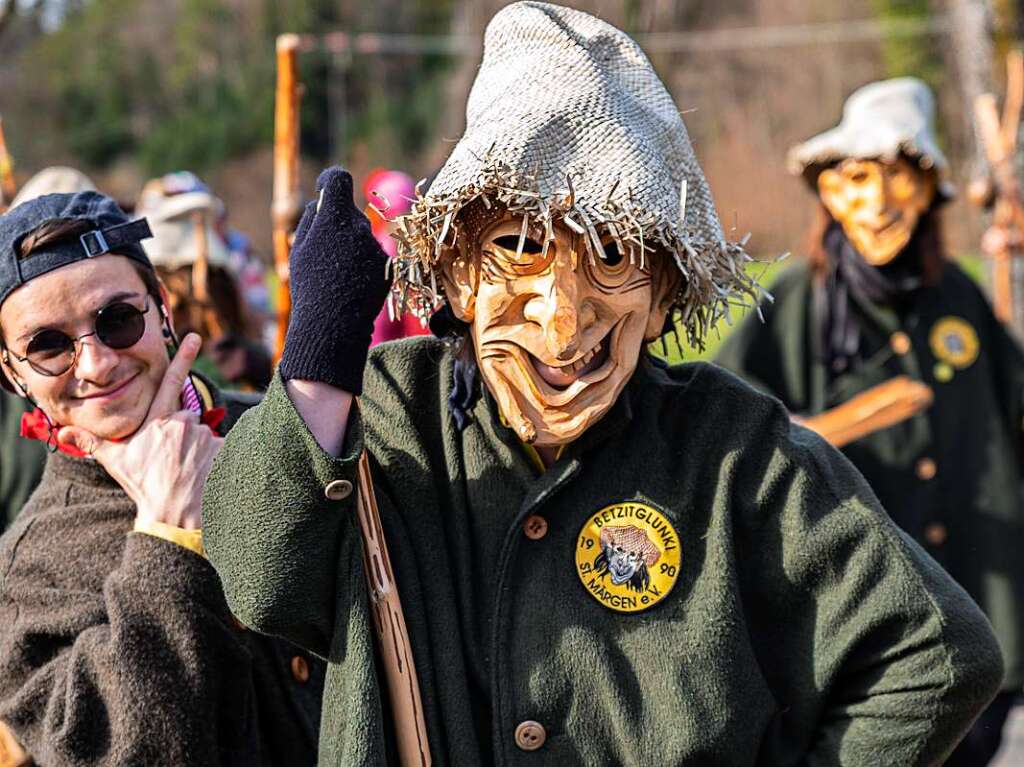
top-left (716, 260), bottom-right (1024, 690)
top-left (203, 336), bottom-right (1003, 766)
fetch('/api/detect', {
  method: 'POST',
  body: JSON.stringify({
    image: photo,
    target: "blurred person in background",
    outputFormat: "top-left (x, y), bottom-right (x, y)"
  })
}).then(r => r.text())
top-left (0, 191), bottom-right (323, 765)
top-left (717, 77), bottom-right (1024, 766)
top-left (137, 173), bottom-right (272, 390)
top-left (363, 167), bottom-right (431, 346)
top-left (0, 166), bottom-right (96, 529)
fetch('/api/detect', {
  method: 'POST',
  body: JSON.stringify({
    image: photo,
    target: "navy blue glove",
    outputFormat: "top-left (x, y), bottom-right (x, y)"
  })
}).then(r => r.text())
top-left (278, 167), bottom-right (391, 394)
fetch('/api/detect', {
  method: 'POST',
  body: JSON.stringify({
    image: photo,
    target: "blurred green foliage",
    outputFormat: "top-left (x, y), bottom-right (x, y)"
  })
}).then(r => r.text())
top-left (16, 0), bottom-right (455, 174)
top-left (870, 0), bottom-right (944, 89)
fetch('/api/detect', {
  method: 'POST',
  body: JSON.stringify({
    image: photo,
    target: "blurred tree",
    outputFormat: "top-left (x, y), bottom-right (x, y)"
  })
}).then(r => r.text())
top-left (3, 1), bottom-right (370, 173)
top-left (3, 0), bottom-right (458, 176)
top-left (870, 0), bottom-right (945, 88)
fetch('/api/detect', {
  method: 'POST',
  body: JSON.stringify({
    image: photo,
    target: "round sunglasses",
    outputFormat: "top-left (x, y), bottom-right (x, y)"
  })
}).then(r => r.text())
top-left (5, 297), bottom-right (153, 377)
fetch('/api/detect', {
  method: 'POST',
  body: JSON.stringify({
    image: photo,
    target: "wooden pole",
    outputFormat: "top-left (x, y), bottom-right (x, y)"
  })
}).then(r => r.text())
top-left (271, 34), bottom-right (303, 364)
top-left (972, 51), bottom-right (1024, 330)
top-left (191, 209), bottom-right (225, 339)
top-left (270, 32), bottom-right (431, 765)
top-left (0, 117), bottom-right (17, 212)
top-left (355, 451), bottom-right (432, 767)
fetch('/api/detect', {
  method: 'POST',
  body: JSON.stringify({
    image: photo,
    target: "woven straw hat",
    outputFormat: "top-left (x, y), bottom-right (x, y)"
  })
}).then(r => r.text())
top-left (391, 1), bottom-right (759, 345)
top-left (788, 77), bottom-right (955, 200)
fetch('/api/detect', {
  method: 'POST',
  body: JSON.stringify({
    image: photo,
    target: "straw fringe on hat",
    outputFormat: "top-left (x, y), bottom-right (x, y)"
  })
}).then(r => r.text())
top-left (389, 1), bottom-right (761, 346)
top-left (787, 77), bottom-right (956, 199)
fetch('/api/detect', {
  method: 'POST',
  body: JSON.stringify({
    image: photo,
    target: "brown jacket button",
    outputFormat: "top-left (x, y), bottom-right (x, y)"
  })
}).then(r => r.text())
top-left (915, 457), bottom-right (937, 480)
top-left (523, 515), bottom-right (548, 540)
top-left (924, 523), bottom-right (948, 546)
top-left (324, 479), bottom-right (353, 501)
top-left (291, 655), bottom-right (310, 683)
top-left (514, 720), bottom-right (546, 751)
top-left (890, 331), bottom-right (912, 356)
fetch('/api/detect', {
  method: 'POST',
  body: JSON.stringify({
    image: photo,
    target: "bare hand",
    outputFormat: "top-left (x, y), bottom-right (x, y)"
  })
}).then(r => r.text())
top-left (59, 334), bottom-right (223, 530)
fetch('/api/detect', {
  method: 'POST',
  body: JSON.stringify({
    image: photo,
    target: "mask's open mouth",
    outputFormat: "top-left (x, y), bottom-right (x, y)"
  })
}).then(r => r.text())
top-left (530, 332), bottom-right (612, 389)
top-left (480, 316), bottom-right (629, 412)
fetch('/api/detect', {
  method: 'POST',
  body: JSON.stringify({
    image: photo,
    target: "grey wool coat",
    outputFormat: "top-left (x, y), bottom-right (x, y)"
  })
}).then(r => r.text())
top-left (0, 388), bottom-right (324, 766)
top-left (204, 337), bottom-right (1004, 766)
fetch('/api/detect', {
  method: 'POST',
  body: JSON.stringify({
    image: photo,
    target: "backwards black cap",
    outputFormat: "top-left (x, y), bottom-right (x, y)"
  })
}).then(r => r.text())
top-left (0, 191), bottom-right (153, 310)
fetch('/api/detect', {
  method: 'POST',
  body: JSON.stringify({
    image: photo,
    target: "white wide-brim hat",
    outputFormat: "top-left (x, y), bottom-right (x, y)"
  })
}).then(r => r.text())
top-left (391, 1), bottom-right (760, 345)
top-left (787, 77), bottom-right (955, 200)
top-left (10, 166), bottom-right (96, 209)
top-left (135, 190), bottom-right (229, 271)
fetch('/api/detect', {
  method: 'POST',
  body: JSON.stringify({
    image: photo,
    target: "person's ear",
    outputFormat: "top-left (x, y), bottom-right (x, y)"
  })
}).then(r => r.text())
top-left (0, 350), bottom-right (30, 400)
top-left (439, 243), bottom-right (478, 323)
top-left (645, 258), bottom-right (682, 340)
top-left (156, 280), bottom-right (175, 339)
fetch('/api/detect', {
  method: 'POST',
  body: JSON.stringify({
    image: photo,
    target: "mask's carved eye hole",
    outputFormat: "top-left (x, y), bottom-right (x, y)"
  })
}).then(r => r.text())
top-left (602, 240), bottom-right (624, 266)
top-left (493, 234), bottom-right (543, 254)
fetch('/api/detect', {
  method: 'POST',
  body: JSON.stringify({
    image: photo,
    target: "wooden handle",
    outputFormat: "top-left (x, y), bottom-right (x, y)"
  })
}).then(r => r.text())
top-left (802, 376), bottom-right (934, 448)
top-left (354, 450), bottom-right (431, 767)
top-left (272, 34), bottom-right (303, 365)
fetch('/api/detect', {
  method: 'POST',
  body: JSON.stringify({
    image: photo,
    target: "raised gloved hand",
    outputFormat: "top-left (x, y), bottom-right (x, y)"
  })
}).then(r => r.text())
top-left (278, 167), bottom-right (392, 394)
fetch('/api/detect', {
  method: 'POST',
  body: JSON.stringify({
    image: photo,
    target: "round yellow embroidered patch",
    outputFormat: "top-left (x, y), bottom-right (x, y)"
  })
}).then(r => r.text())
top-left (929, 317), bottom-right (979, 370)
top-left (575, 502), bottom-right (681, 613)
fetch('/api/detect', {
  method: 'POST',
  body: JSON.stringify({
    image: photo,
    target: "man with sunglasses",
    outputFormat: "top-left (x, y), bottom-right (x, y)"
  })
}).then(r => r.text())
top-left (0, 191), bottom-right (323, 765)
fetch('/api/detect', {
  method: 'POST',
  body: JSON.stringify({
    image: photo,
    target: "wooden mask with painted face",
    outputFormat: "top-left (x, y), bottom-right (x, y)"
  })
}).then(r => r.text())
top-left (440, 204), bottom-right (678, 448)
top-left (818, 156), bottom-right (936, 266)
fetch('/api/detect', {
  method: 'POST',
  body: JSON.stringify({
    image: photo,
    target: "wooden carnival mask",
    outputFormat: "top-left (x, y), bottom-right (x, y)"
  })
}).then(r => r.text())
top-left (441, 207), bottom-right (678, 448)
top-left (818, 156), bottom-right (936, 266)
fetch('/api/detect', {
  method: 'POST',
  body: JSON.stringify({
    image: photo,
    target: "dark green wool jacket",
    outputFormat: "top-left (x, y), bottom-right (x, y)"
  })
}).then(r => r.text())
top-left (204, 337), bottom-right (1003, 766)
top-left (716, 260), bottom-right (1024, 690)
top-left (0, 386), bottom-right (325, 766)
top-left (0, 392), bottom-right (44, 530)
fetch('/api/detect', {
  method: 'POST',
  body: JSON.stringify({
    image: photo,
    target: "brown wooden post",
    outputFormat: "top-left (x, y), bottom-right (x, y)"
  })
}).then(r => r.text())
top-left (272, 34), bottom-right (303, 364)
top-left (0, 117), bottom-right (17, 212)
top-left (271, 33), bottom-right (430, 765)
top-left (191, 208), bottom-right (225, 339)
top-left (972, 51), bottom-right (1024, 330)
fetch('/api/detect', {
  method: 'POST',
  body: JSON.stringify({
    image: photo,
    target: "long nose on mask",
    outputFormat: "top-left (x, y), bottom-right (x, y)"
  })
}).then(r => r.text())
top-left (524, 260), bottom-right (586, 361)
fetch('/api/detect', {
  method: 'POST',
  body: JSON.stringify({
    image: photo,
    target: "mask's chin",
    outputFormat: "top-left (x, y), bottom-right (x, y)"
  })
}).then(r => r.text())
top-left (846, 217), bottom-right (915, 266)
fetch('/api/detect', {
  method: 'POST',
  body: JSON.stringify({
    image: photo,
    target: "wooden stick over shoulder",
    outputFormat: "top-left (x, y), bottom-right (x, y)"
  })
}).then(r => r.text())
top-left (801, 376), bottom-right (933, 448)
